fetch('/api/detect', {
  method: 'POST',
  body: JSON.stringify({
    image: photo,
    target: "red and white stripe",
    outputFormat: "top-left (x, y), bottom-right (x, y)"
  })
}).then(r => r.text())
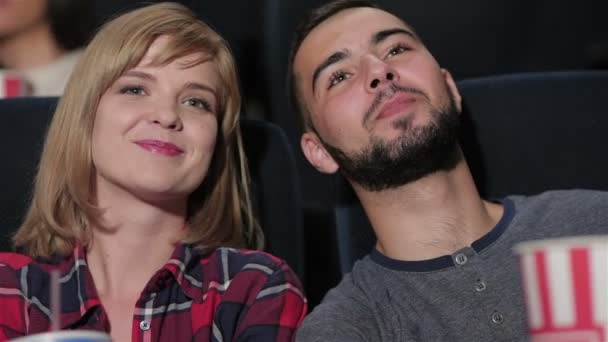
top-left (519, 241), bottom-right (608, 342)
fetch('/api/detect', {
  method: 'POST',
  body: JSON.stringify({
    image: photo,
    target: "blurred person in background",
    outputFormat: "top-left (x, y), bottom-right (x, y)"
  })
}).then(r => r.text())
top-left (0, 0), bottom-right (94, 97)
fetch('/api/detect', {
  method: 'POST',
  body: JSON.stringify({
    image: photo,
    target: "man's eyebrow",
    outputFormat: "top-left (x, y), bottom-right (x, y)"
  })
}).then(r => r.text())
top-left (371, 28), bottom-right (417, 45)
top-left (312, 50), bottom-right (350, 94)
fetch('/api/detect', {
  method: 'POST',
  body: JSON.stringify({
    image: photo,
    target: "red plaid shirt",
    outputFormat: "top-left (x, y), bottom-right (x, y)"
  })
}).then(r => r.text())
top-left (0, 244), bottom-right (307, 341)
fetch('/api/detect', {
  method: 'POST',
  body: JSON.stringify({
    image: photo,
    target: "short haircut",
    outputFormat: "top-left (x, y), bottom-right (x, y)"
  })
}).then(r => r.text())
top-left (14, 2), bottom-right (262, 258)
top-left (287, 0), bottom-right (380, 132)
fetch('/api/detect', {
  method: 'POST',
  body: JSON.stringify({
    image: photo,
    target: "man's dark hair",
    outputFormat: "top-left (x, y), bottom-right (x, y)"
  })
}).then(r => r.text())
top-left (287, 0), bottom-right (381, 133)
top-left (48, 0), bottom-right (96, 51)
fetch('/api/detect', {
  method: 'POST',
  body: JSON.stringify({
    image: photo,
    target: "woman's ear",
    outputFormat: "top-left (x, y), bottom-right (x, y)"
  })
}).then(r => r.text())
top-left (300, 132), bottom-right (339, 174)
top-left (441, 68), bottom-right (462, 113)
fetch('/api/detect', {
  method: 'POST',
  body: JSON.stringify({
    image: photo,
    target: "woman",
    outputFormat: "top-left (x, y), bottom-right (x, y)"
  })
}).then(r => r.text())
top-left (0, 3), bottom-right (306, 341)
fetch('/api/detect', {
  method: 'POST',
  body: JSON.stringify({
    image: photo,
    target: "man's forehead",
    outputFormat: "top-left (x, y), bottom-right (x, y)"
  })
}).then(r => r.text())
top-left (309, 7), bottom-right (410, 42)
top-left (295, 7), bottom-right (412, 82)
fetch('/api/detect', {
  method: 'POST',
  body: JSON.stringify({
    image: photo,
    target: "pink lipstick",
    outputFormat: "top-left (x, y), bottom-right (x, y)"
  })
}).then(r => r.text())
top-left (135, 140), bottom-right (184, 157)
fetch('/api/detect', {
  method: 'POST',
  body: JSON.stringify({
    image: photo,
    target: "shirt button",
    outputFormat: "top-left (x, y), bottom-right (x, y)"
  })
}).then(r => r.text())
top-left (140, 320), bottom-right (151, 331)
top-left (475, 279), bottom-right (487, 292)
top-left (454, 253), bottom-right (468, 265)
top-left (491, 311), bottom-right (504, 324)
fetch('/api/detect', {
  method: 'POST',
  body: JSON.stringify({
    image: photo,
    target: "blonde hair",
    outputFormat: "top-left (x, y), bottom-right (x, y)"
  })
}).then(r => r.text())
top-left (14, 2), bottom-right (263, 258)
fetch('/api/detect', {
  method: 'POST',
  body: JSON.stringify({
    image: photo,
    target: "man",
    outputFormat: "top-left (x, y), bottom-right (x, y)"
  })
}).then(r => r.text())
top-left (288, 0), bottom-right (608, 340)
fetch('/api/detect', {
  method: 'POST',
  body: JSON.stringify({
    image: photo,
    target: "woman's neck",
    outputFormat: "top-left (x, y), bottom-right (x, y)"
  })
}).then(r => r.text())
top-left (87, 221), bottom-right (184, 301)
top-left (87, 181), bottom-right (188, 301)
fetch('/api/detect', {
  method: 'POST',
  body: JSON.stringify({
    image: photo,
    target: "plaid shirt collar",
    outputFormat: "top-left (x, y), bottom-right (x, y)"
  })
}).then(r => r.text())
top-left (60, 242), bottom-right (205, 329)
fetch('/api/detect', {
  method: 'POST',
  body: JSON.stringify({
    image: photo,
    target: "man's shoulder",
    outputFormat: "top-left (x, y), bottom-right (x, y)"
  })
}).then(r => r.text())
top-left (297, 258), bottom-right (388, 341)
top-left (511, 188), bottom-right (608, 204)
top-left (509, 189), bottom-right (608, 214)
top-left (318, 256), bottom-right (389, 302)
top-left (508, 189), bottom-right (608, 234)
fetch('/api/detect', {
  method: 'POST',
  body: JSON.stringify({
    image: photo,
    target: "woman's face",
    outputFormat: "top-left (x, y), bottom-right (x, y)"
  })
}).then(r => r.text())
top-left (91, 36), bottom-right (219, 206)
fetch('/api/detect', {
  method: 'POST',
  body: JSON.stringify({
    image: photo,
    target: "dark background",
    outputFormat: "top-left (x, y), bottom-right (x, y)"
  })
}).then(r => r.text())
top-left (93, 0), bottom-right (608, 204)
top-left (89, 0), bottom-right (608, 306)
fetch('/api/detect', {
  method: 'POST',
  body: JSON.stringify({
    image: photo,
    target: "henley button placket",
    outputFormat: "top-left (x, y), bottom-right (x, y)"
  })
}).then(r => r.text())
top-left (454, 253), bottom-right (468, 265)
top-left (491, 311), bottom-right (504, 324)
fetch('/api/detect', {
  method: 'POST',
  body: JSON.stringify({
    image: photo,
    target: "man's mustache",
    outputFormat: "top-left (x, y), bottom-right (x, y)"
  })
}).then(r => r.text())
top-left (362, 83), bottom-right (429, 126)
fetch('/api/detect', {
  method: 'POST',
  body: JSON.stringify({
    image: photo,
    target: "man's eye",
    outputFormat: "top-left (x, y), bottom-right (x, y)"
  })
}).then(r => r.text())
top-left (120, 86), bottom-right (146, 95)
top-left (387, 44), bottom-right (409, 57)
top-left (185, 98), bottom-right (213, 112)
top-left (328, 71), bottom-right (349, 89)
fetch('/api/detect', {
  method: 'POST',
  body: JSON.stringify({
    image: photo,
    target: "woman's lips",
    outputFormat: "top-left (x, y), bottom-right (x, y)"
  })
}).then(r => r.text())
top-left (375, 93), bottom-right (417, 121)
top-left (134, 139), bottom-right (184, 157)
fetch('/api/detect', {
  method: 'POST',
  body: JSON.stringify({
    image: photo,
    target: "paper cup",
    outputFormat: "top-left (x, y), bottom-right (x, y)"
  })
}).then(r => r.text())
top-left (10, 330), bottom-right (111, 342)
top-left (515, 235), bottom-right (608, 342)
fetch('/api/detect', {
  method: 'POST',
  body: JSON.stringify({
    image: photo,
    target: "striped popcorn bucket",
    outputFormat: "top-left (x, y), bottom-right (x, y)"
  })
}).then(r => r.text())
top-left (0, 72), bottom-right (29, 98)
top-left (515, 236), bottom-right (608, 342)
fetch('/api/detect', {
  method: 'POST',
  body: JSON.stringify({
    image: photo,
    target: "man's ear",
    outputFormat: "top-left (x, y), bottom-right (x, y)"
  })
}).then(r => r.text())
top-left (300, 132), bottom-right (339, 174)
top-left (441, 68), bottom-right (462, 113)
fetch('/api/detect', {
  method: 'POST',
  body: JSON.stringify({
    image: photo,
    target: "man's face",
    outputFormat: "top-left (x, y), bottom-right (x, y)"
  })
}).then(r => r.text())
top-left (294, 7), bottom-right (463, 191)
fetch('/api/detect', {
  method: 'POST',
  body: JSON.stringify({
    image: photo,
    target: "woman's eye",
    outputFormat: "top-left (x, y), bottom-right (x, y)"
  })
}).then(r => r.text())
top-left (387, 44), bottom-right (409, 57)
top-left (185, 98), bottom-right (213, 112)
top-left (120, 86), bottom-right (146, 95)
top-left (328, 71), bottom-right (349, 89)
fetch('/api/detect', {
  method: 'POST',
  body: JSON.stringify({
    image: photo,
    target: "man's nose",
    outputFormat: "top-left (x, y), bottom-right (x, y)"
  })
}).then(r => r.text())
top-left (369, 72), bottom-right (395, 89)
top-left (363, 55), bottom-right (399, 92)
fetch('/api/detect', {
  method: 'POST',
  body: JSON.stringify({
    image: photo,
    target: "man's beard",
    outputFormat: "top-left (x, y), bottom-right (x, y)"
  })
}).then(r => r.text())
top-left (321, 88), bottom-right (462, 192)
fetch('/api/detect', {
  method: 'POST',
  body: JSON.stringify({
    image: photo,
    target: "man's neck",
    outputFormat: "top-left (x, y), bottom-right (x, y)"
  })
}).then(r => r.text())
top-left (353, 160), bottom-right (503, 261)
top-left (0, 21), bottom-right (64, 70)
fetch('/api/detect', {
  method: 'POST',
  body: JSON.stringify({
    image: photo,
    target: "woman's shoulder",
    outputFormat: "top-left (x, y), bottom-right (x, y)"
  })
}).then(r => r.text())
top-left (200, 247), bottom-right (290, 277)
top-left (188, 248), bottom-right (307, 339)
top-left (191, 246), bottom-right (303, 294)
top-left (0, 252), bottom-right (35, 289)
top-left (196, 247), bottom-right (306, 307)
top-left (0, 251), bottom-right (75, 290)
top-left (0, 252), bottom-right (34, 271)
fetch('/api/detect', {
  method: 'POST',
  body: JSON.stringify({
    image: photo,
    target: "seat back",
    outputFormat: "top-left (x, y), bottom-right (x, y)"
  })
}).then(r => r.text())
top-left (0, 97), bottom-right (56, 251)
top-left (0, 97), bottom-right (304, 279)
top-left (335, 70), bottom-right (608, 275)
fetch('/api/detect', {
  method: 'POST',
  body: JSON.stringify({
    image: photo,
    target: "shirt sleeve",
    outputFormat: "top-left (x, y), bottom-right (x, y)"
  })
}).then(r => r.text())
top-left (295, 281), bottom-right (379, 342)
top-left (213, 257), bottom-right (307, 342)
